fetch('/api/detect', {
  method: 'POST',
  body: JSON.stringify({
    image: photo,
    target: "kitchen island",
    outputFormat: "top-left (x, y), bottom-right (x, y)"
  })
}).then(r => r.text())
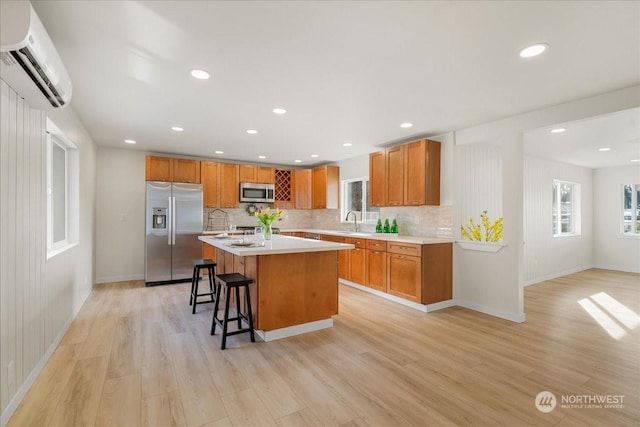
top-left (199, 234), bottom-right (354, 341)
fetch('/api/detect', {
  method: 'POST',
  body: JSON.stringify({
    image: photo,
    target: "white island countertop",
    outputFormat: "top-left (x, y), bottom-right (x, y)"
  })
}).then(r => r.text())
top-left (199, 234), bottom-right (354, 256)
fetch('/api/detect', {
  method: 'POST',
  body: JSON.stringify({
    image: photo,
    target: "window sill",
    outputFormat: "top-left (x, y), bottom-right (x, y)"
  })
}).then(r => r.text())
top-left (619, 233), bottom-right (640, 239)
top-left (47, 242), bottom-right (78, 260)
top-left (553, 233), bottom-right (582, 238)
top-left (456, 241), bottom-right (506, 253)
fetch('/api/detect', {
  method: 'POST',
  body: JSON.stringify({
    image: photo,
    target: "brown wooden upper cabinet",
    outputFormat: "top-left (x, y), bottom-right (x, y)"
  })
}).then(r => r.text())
top-left (312, 165), bottom-right (339, 209)
top-left (201, 161), bottom-right (220, 208)
top-left (274, 169), bottom-right (295, 209)
top-left (294, 169), bottom-right (312, 209)
top-left (368, 138), bottom-right (441, 207)
top-left (218, 163), bottom-right (239, 208)
top-left (239, 165), bottom-right (275, 184)
top-left (145, 156), bottom-right (201, 183)
top-left (369, 150), bottom-right (387, 207)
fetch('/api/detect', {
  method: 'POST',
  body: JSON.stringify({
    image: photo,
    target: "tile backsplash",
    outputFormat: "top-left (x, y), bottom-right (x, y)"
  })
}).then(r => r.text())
top-left (205, 204), bottom-right (452, 238)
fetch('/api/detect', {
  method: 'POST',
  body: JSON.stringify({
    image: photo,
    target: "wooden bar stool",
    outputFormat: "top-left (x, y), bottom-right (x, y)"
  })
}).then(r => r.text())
top-left (211, 273), bottom-right (255, 349)
top-left (190, 259), bottom-right (216, 314)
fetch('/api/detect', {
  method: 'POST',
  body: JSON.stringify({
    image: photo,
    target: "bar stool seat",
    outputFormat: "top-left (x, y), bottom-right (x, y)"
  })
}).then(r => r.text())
top-left (211, 273), bottom-right (255, 349)
top-left (190, 259), bottom-right (216, 314)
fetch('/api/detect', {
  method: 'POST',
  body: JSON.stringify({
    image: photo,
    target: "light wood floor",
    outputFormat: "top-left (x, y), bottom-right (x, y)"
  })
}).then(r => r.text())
top-left (7, 269), bottom-right (639, 426)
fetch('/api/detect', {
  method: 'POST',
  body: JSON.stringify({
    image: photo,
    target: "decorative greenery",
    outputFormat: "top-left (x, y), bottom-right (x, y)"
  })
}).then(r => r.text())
top-left (254, 206), bottom-right (285, 227)
top-left (461, 210), bottom-right (503, 242)
top-left (245, 203), bottom-right (258, 216)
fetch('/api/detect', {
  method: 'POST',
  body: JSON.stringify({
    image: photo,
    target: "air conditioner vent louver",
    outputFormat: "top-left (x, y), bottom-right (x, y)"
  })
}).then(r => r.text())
top-left (10, 47), bottom-right (65, 107)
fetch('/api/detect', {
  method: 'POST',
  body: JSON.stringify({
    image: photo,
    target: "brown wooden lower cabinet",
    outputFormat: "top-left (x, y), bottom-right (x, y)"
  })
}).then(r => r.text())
top-left (349, 247), bottom-right (367, 285)
top-left (387, 253), bottom-right (422, 303)
top-left (201, 242), bottom-right (216, 276)
top-left (321, 235), bottom-right (350, 280)
top-left (366, 249), bottom-right (387, 292)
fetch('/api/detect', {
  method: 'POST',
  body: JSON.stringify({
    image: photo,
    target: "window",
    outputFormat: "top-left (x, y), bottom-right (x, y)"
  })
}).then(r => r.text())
top-left (341, 177), bottom-right (379, 223)
top-left (47, 119), bottom-right (78, 257)
top-left (622, 184), bottom-right (640, 235)
top-left (552, 180), bottom-right (580, 236)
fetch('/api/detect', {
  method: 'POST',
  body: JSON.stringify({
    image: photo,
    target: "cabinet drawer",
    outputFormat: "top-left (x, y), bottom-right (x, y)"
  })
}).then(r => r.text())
top-left (348, 237), bottom-right (366, 249)
top-left (387, 242), bottom-right (421, 257)
top-left (366, 239), bottom-right (387, 251)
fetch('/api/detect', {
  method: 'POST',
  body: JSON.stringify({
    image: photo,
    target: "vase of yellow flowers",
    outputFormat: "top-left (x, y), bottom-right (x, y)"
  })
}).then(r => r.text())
top-left (254, 206), bottom-right (285, 240)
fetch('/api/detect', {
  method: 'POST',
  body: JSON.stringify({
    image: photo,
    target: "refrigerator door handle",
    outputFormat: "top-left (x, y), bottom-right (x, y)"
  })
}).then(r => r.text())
top-left (171, 196), bottom-right (177, 245)
top-left (167, 196), bottom-right (173, 245)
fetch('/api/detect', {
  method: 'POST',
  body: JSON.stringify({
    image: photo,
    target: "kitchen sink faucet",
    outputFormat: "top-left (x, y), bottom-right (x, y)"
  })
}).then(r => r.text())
top-left (345, 210), bottom-right (358, 232)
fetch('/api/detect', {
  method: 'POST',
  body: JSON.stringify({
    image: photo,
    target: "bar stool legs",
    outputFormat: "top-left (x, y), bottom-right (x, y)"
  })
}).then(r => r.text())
top-left (211, 273), bottom-right (255, 350)
top-left (190, 259), bottom-right (216, 314)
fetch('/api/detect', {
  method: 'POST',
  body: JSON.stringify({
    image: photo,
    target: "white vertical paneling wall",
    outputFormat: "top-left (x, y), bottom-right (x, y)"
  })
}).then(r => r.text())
top-left (456, 144), bottom-right (503, 238)
top-left (523, 156), bottom-right (593, 285)
top-left (0, 80), bottom-right (97, 423)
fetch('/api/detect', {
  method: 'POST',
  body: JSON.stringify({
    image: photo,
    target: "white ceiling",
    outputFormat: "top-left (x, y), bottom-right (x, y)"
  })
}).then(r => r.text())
top-left (31, 1), bottom-right (640, 167)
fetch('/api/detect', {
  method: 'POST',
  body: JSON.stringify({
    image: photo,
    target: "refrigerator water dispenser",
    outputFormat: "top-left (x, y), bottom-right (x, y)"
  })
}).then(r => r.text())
top-left (152, 207), bottom-right (167, 229)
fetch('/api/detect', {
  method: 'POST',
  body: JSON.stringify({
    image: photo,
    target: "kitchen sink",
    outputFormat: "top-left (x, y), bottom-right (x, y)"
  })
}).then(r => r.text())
top-left (331, 231), bottom-right (372, 236)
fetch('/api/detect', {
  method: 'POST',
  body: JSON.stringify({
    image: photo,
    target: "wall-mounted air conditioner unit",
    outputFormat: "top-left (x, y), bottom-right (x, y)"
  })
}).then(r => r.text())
top-left (0, 1), bottom-right (72, 109)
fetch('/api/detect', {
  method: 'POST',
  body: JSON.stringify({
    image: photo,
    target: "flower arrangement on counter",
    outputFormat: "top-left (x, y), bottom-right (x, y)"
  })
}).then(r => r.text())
top-left (461, 210), bottom-right (503, 242)
top-left (254, 206), bottom-right (286, 240)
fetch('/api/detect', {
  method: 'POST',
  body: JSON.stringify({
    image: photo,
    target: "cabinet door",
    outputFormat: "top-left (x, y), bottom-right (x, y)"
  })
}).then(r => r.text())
top-left (321, 235), bottom-right (349, 280)
top-left (294, 169), bottom-right (312, 209)
top-left (239, 165), bottom-right (258, 183)
top-left (219, 163), bottom-right (239, 208)
top-left (367, 250), bottom-right (387, 292)
top-left (349, 247), bottom-right (367, 285)
top-left (312, 165), bottom-right (339, 209)
top-left (404, 140), bottom-right (426, 205)
top-left (387, 253), bottom-right (421, 303)
top-left (257, 167), bottom-right (275, 184)
top-left (172, 159), bottom-right (201, 183)
top-left (201, 161), bottom-right (219, 207)
top-left (422, 243), bottom-right (452, 304)
top-left (386, 146), bottom-right (404, 206)
top-left (424, 139), bottom-right (441, 206)
top-left (369, 150), bottom-right (387, 207)
top-left (145, 156), bottom-right (172, 181)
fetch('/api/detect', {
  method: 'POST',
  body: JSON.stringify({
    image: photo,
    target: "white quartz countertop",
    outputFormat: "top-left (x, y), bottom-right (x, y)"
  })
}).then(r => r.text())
top-left (199, 234), bottom-right (354, 256)
top-left (201, 228), bottom-right (453, 245)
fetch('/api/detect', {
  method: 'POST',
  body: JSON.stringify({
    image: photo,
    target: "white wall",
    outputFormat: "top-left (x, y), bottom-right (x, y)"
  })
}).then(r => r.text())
top-left (523, 156), bottom-right (593, 285)
top-left (593, 165), bottom-right (640, 272)
top-left (0, 80), bottom-right (97, 422)
top-left (95, 147), bottom-right (146, 283)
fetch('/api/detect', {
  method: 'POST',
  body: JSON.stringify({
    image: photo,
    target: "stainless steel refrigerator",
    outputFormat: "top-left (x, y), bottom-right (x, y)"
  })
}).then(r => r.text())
top-left (145, 182), bottom-right (203, 285)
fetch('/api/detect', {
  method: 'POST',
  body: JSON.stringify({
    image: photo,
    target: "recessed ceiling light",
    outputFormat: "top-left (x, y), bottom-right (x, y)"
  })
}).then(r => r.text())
top-left (551, 128), bottom-right (566, 133)
top-left (171, 126), bottom-right (184, 132)
top-left (124, 139), bottom-right (136, 144)
top-left (400, 122), bottom-right (413, 128)
top-left (247, 129), bottom-right (258, 134)
top-left (258, 155), bottom-right (266, 159)
top-left (190, 69), bottom-right (210, 79)
top-left (598, 147), bottom-right (611, 152)
top-left (215, 150), bottom-right (224, 154)
top-left (631, 159), bottom-right (640, 163)
top-left (519, 43), bottom-right (548, 58)
top-left (311, 154), bottom-right (319, 158)
top-left (273, 108), bottom-right (287, 114)
top-left (343, 143), bottom-right (353, 147)
top-left (294, 159), bottom-right (302, 163)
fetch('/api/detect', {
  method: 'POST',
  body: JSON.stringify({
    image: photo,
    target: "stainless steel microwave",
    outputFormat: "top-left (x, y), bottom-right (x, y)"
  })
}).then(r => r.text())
top-left (240, 182), bottom-right (275, 203)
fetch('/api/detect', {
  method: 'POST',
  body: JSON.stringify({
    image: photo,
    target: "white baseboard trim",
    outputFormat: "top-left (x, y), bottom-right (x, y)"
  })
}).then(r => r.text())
top-left (1, 288), bottom-right (91, 427)
top-left (592, 264), bottom-right (640, 274)
top-left (95, 273), bottom-right (144, 284)
top-left (522, 265), bottom-right (594, 287)
top-left (339, 280), bottom-right (455, 313)
top-left (255, 319), bottom-right (334, 342)
top-left (456, 300), bottom-right (526, 323)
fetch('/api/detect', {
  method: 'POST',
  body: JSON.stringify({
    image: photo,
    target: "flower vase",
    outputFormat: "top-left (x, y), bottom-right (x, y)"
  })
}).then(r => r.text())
top-left (263, 223), bottom-right (272, 240)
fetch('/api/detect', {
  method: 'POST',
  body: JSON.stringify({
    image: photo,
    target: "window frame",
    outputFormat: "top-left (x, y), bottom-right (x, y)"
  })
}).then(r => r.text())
top-left (46, 119), bottom-right (79, 258)
top-left (340, 177), bottom-right (379, 224)
top-left (552, 179), bottom-right (581, 237)
top-left (621, 183), bottom-right (640, 237)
